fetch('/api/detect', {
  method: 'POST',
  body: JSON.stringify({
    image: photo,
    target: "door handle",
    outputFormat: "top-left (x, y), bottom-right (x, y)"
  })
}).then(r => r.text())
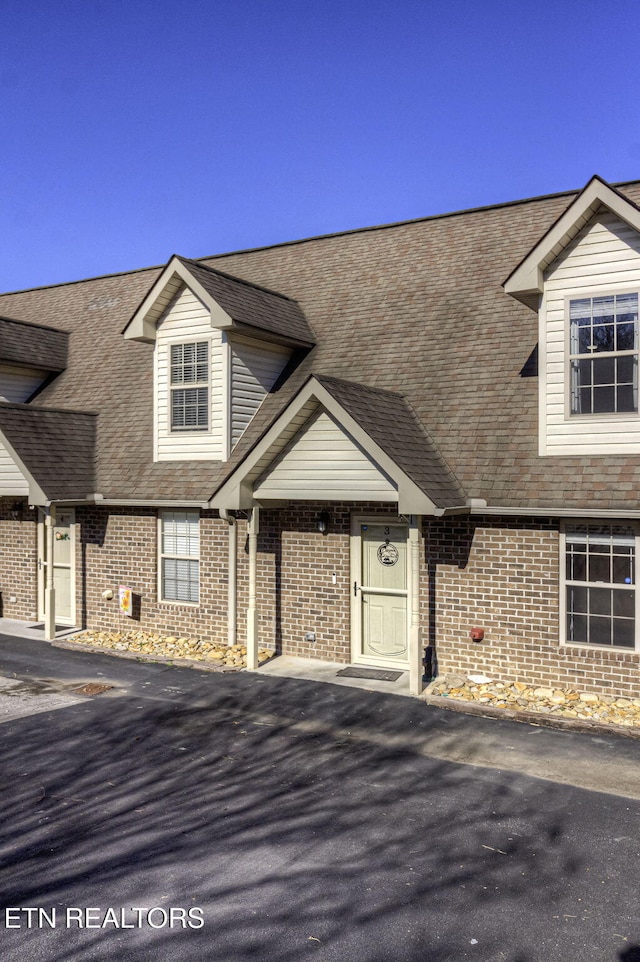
top-left (354, 581), bottom-right (358, 596)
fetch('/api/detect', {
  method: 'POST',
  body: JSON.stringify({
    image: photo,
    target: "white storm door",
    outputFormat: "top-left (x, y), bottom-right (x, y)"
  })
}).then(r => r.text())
top-left (38, 508), bottom-right (76, 626)
top-left (351, 518), bottom-right (409, 668)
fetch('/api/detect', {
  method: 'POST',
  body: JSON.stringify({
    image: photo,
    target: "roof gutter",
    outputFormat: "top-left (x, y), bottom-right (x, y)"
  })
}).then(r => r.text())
top-left (82, 498), bottom-right (211, 509)
top-left (470, 505), bottom-right (640, 520)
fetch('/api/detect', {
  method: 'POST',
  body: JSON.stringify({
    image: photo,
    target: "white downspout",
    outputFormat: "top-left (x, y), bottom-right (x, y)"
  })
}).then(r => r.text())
top-left (44, 505), bottom-right (56, 641)
top-left (409, 516), bottom-right (422, 695)
top-left (245, 506), bottom-right (260, 670)
top-left (219, 508), bottom-right (237, 647)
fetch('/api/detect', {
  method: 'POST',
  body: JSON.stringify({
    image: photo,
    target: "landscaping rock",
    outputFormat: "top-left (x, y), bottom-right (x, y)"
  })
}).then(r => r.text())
top-left (67, 630), bottom-right (275, 670)
top-left (426, 674), bottom-right (640, 731)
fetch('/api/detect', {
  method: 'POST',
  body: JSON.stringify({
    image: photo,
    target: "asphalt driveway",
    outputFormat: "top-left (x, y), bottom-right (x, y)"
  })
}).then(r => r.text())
top-left (1, 633), bottom-right (640, 962)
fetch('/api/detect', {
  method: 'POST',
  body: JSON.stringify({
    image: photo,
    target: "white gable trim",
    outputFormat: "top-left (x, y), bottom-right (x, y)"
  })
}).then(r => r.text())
top-left (124, 256), bottom-right (233, 343)
top-left (253, 408), bottom-right (399, 501)
top-left (504, 177), bottom-right (640, 308)
top-left (0, 428), bottom-right (47, 505)
top-left (210, 378), bottom-right (440, 514)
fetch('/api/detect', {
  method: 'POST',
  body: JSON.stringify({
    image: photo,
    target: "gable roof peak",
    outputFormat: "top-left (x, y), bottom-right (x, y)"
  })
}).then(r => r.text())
top-left (504, 174), bottom-right (640, 309)
top-left (173, 255), bottom-right (301, 306)
top-left (123, 252), bottom-right (315, 347)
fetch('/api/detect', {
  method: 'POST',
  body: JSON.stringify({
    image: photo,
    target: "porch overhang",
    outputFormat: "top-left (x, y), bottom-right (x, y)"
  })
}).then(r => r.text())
top-left (0, 403), bottom-right (97, 505)
top-left (0, 428), bottom-right (48, 504)
top-left (210, 377), bottom-right (461, 515)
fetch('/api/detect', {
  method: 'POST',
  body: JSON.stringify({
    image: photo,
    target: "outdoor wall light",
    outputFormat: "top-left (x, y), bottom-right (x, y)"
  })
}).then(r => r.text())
top-left (10, 501), bottom-right (22, 521)
top-left (316, 511), bottom-right (330, 535)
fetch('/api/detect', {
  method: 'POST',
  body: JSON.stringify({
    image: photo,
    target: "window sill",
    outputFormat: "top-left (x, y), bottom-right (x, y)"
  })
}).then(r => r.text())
top-left (158, 600), bottom-right (200, 609)
top-left (566, 412), bottom-right (640, 421)
top-left (561, 642), bottom-right (639, 657)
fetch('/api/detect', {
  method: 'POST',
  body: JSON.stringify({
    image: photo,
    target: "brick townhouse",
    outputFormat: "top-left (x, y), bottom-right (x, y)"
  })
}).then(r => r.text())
top-left (1, 175), bottom-right (640, 696)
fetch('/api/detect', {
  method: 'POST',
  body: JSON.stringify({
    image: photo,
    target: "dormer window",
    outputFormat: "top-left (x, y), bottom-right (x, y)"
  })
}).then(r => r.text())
top-left (170, 341), bottom-right (209, 431)
top-left (569, 293), bottom-right (638, 415)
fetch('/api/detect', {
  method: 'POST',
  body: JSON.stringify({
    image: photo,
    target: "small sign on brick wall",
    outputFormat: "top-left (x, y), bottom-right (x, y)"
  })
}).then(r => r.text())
top-left (118, 585), bottom-right (133, 617)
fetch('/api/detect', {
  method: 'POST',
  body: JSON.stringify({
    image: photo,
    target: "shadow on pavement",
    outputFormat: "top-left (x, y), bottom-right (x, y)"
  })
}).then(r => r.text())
top-left (0, 667), bottom-right (636, 961)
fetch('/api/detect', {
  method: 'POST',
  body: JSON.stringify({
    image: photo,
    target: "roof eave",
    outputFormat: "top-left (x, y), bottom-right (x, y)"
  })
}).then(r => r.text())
top-left (210, 376), bottom-right (454, 515)
top-left (123, 256), bottom-right (233, 342)
top-left (503, 175), bottom-right (640, 305)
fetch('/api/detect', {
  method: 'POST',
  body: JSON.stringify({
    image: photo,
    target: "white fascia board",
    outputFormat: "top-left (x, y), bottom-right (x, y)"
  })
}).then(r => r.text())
top-left (471, 505), bottom-right (640, 519)
top-left (124, 257), bottom-right (233, 342)
top-left (97, 498), bottom-right (211, 508)
top-left (0, 429), bottom-right (48, 505)
top-left (210, 378), bottom-right (440, 514)
top-left (504, 177), bottom-right (640, 303)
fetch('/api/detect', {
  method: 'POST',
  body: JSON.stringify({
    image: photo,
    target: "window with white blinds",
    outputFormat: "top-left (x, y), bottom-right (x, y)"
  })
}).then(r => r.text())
top-left (170, 342), bottom-right (209, 431)
top-left (160, 511), bottom-right (200, 603)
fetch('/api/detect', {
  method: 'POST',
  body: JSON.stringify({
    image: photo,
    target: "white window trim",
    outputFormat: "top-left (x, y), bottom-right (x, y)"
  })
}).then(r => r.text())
top-left (564, 288), bottom-right (640, 421)
top-left (169, 339), bottom-right (211, 434)
top-left (158, 510), bottom-right (200, 607)
top-left (559, 521), bottom-right (640, 653)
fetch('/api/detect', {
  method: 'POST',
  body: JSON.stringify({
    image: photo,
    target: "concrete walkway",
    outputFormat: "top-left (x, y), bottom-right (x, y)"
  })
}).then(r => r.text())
top-left (257, 653), bottom-right (412, 696)
top-left (0, 617), bottom-right (80, 641)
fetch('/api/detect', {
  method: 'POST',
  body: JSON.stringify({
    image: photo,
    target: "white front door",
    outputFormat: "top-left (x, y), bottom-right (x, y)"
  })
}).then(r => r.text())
top-left (351, 517), bottom-right (409, 668)
top-left (38, 508), bottom-right (76, 626)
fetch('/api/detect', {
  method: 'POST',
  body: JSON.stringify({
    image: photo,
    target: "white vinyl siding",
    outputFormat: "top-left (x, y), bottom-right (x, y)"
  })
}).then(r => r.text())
top-left (230, 338), bottom-right (291, 448)
top-left (254, 410), bottom-right (398, 500)
top-left (542, 209), bottom-right (640, 455)
top-left (0, 441), bottom-right (28, 495)
top-left (159, 511), bottom-right (200, 604)
top-left (155, 285), bottom-right (224, 461)
top-left (0, 363), bottom-right (48, 403)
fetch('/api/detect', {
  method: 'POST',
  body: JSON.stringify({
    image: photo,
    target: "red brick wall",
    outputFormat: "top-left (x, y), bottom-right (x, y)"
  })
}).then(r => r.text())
top-left (426, 515), bottom-right (640, 698)
top-left (250, 502), bottom-right (401, 662)
top-left (3, 501), bottom-right (640, 698)
top-left (0, 499), bottom-right (38, 620)
top-left (77, 502), bottom-right (398, 662)
top-left (76, 507), bottom-right (230, 643)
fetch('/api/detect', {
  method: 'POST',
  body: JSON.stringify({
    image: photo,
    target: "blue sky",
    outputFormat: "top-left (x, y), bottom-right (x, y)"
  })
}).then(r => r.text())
top-left (2, 0), bottom-right (640, 291)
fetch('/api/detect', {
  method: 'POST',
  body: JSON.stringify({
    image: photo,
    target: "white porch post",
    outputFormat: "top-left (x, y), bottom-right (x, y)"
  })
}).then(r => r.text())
top-left (245, 506), bottom-right (260, 670)
top-left (227, 516), bottom-right (237, 647)
top-left (44, 505), bottom-right (56, 641)
top-left (409, 516), bottom-right (422, 695)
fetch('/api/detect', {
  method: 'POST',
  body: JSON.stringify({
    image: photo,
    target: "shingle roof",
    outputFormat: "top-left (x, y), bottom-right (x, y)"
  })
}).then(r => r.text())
top-left (2, 179), bottom-right (640, 511)
top-left (313, 375), bottom-right (466, 509)
top-left (175, 256), bottom-right (315, 345)
top-left (0, 403), bottom-right (96, 501)
top-left (0, 315), bottom-right (68, 371)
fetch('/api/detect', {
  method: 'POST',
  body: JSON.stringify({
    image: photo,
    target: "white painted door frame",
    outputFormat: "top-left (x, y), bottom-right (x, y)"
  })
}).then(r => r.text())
top-left (350, 514), bottom-right (411, 669)
top-left (37, 507), bottom-right (77, 627)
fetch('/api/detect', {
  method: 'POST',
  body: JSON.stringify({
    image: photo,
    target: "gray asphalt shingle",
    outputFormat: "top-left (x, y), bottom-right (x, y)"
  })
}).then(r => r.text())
top-left (1, 179), bottom-right (640, 510)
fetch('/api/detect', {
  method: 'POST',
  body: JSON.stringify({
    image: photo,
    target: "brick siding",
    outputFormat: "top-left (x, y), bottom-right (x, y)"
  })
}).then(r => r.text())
top-left (427, 515), bottom-right (640, 698)
top-left (2, 501), bottom-right (640, 698)
top-left (76, 507), bottom-right (230, 642)
top-left (0, 499), bottom-right (37, 620)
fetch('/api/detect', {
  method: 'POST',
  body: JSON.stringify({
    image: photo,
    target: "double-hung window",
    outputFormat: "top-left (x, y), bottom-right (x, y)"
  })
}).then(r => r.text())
top-left (160, 511), bottom-right (200, 604)
top-left (569, 293), bottom-right (638, 415)
top-left (170, 341), bottom-right (209, 431)
top-left (564, 525), bottom-right (636, 649)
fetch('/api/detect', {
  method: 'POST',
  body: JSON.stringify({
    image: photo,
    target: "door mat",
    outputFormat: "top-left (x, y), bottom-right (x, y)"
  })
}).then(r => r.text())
top-left (336, 667), bottom-right (403, 682)
top-left (31, 625), bottom-right (69, 632)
